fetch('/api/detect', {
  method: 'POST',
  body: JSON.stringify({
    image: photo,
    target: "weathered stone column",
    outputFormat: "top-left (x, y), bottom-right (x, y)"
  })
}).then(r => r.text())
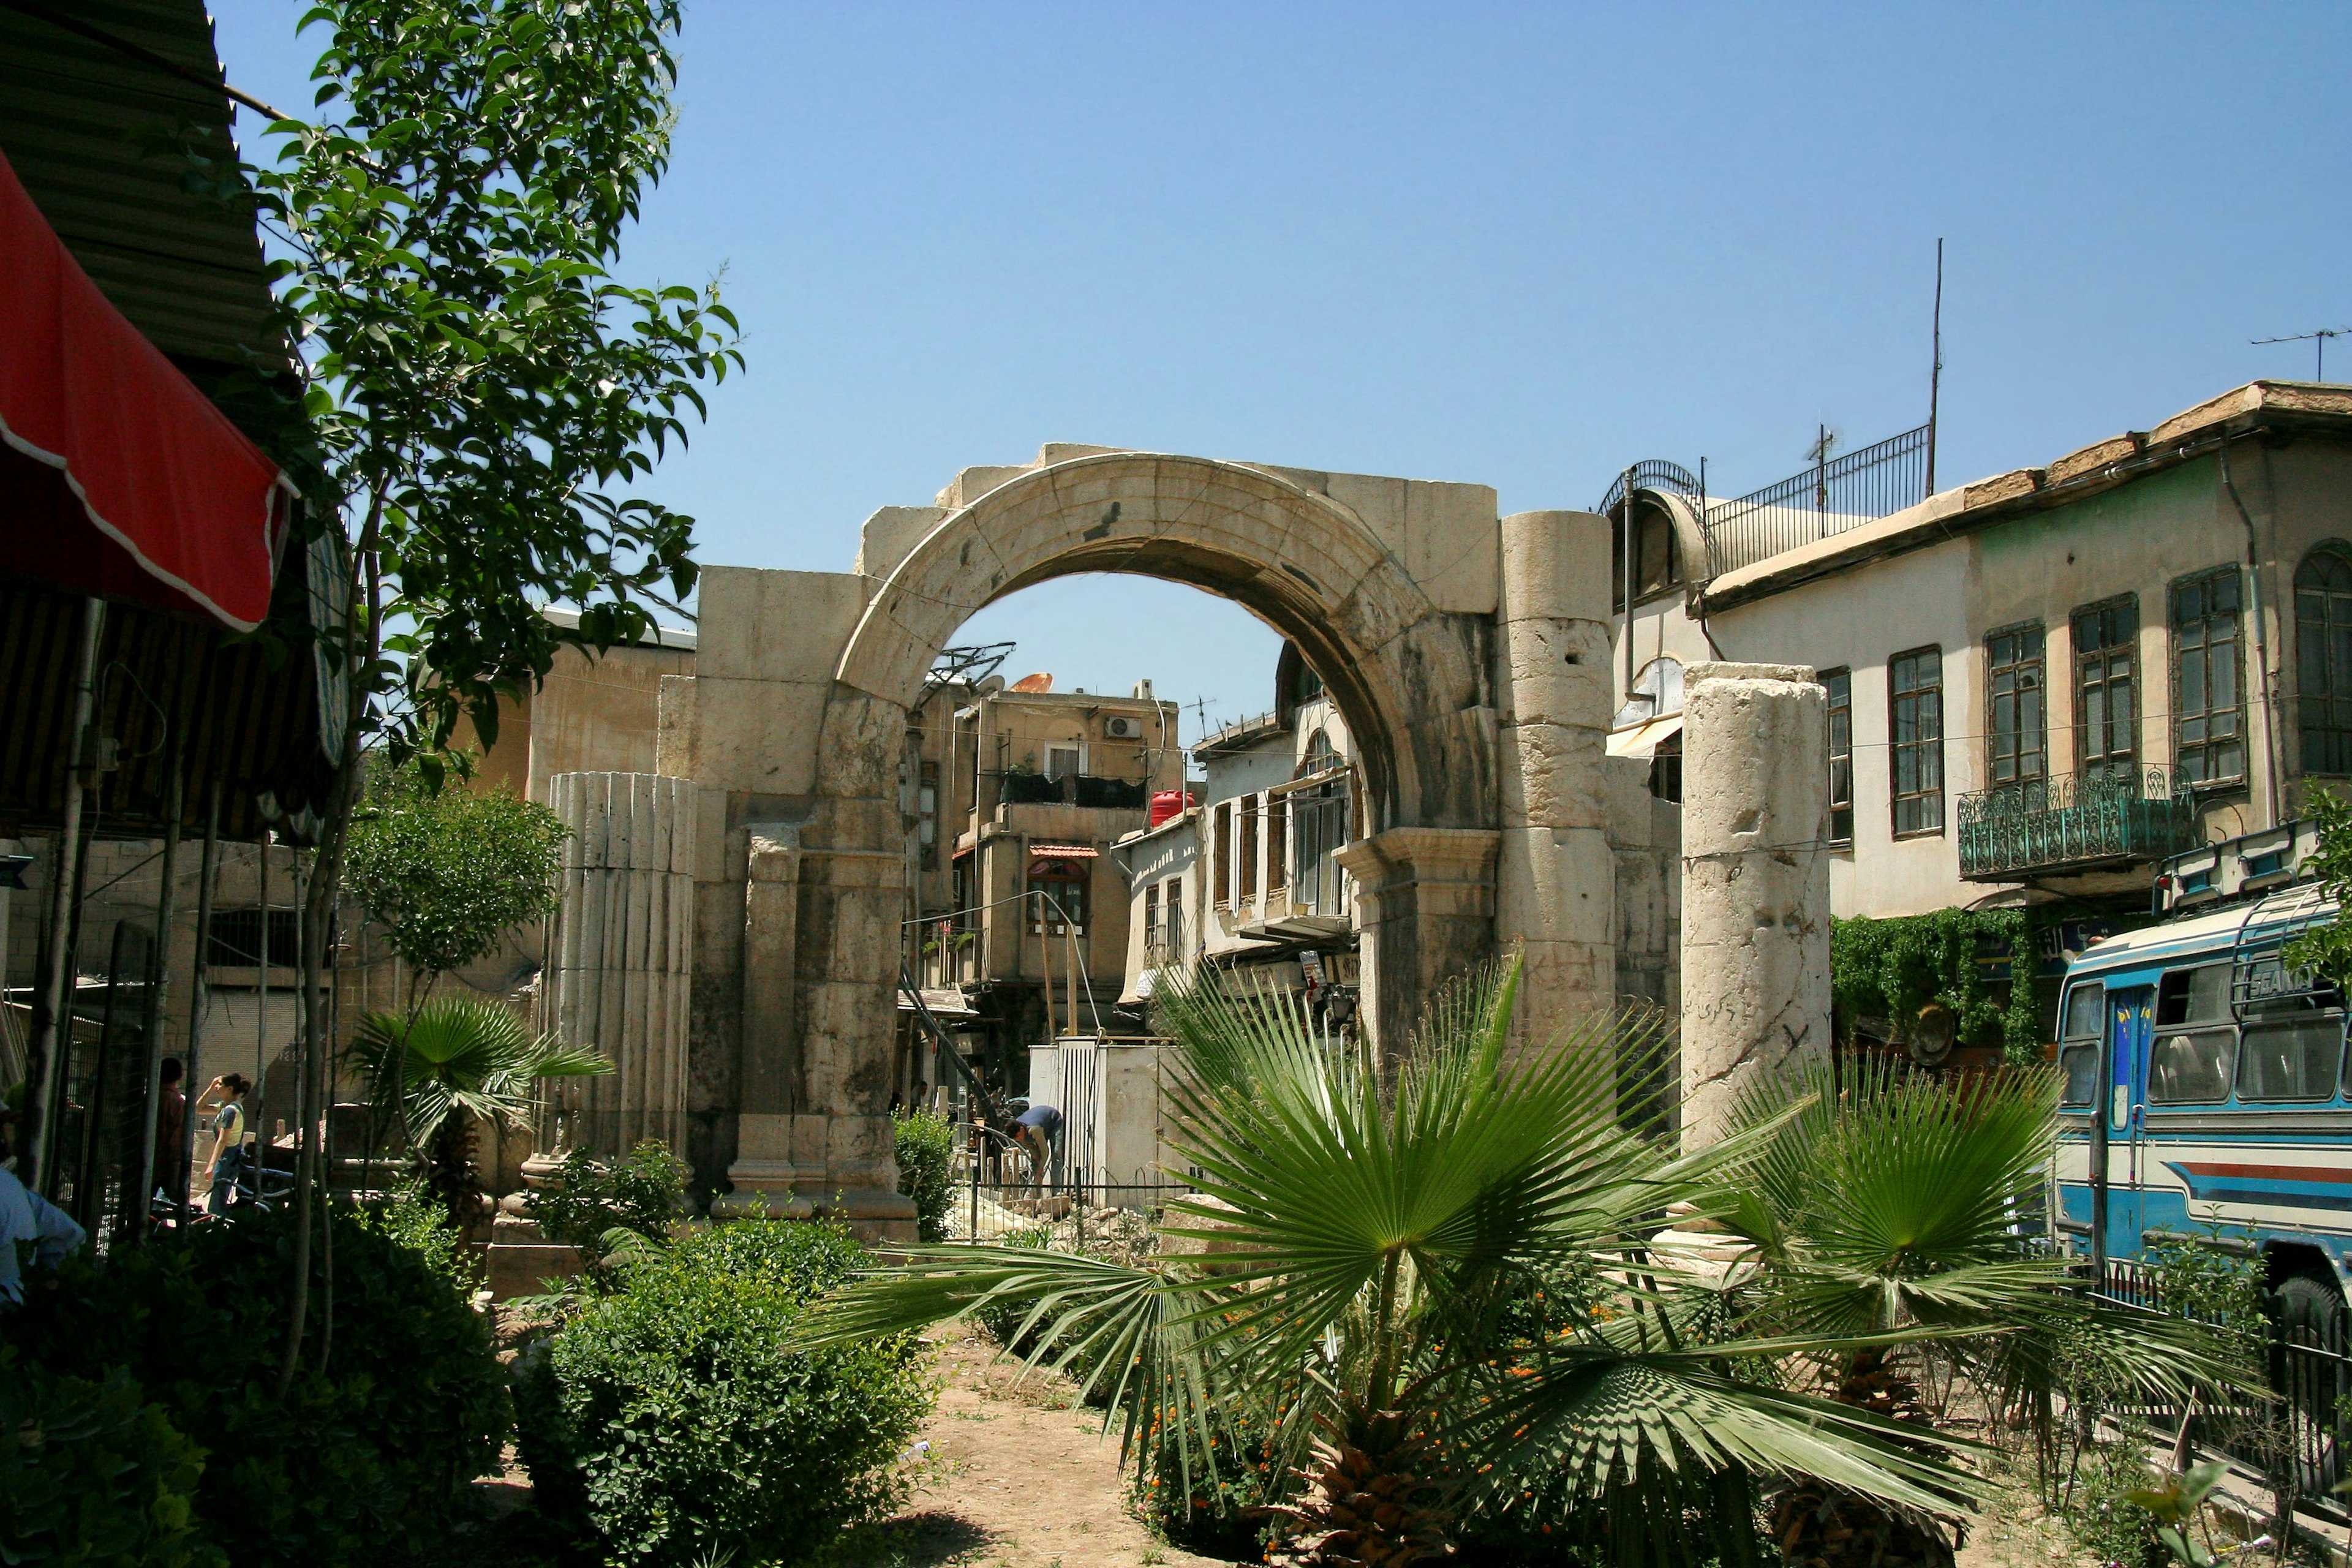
top-left (713, 827), bottom-right (814, 1219)
top-left (1333, 827), bottom-right (1500, 1054)
top-left (1678, 663), bottom-right (1831, 1150)
top-left (1494, 509), bottom-right (1618, 1047)
top-left (545, 772), bottom-right (697, 1153)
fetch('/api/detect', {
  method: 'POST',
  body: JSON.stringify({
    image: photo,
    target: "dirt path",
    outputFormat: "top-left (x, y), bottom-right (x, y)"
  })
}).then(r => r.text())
top-left (832, 1321), bottom-right (1236, 1568)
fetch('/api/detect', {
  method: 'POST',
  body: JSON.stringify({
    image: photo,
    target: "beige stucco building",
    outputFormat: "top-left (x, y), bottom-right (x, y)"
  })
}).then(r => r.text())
top-left (1605, 380), bottom-right (2352, 1027)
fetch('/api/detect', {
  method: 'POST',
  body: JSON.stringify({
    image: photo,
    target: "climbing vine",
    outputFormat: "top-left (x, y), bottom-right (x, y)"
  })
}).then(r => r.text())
top-left (1829, 908), bottom-right (2045, 1064)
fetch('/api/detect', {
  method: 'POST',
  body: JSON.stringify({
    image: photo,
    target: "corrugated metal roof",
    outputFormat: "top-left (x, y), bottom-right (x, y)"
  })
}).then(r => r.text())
top-left (0, 0), bottom-right (286, 377)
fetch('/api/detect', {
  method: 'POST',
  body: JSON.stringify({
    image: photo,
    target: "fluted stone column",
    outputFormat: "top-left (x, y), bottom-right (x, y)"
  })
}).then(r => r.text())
top-left (546, 772), bottom-right (696, 1155)
top-left (1678, 663), bottom-right (1830, 1150)
top-left (1494, 509), bottom-right (1618, 1047)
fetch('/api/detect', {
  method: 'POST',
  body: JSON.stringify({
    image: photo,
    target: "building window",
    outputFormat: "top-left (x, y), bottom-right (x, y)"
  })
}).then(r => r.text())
top-left (1648, 731), bottom-right (1682, 803)
top-left (1889, 647), bottom-right (1944, 837)
top-left (1611, 497), bottom-right (1680, 611)
top-left (2297, 546), bottom-right (2352, 775)
top-left (1267, 793), bottom-right (1289, 891)
top-left (1143, 880), bottom-right (1161, 961)
top-left (1163, 875), bottom-right (1183, 959)
top-left (2073, 597), bottom-right (2138, 782)
top-left (1823, 668), bottom-right (1853, 843)
top-left (918, 761), bottom-right (940, 869)
top-left (1028, 862), bottom-right (1090, 935)
top-left (1212, 802), bottom-right (1232, 907)
top-left (1985, 625), bottom-right (2046, 787)
top-left (2172, 568), bottom-right (2245, 786)
top-left (1046, 744), bottom-right (1083, 780)
top-left (206, 907), bottom-right (300, 968)
top-left (1239, 794), bottom-right (1260, 903)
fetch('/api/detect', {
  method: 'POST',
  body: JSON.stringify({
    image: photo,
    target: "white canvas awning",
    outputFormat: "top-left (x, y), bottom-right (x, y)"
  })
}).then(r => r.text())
top-left (1605, 712), bottom-right (1683, 760)
top-left (899, 987), bottom-right (978, 1019)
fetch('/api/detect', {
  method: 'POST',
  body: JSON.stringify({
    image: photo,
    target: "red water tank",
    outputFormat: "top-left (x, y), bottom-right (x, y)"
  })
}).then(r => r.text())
top-left (1149, 790), bottom-right (1196, 827)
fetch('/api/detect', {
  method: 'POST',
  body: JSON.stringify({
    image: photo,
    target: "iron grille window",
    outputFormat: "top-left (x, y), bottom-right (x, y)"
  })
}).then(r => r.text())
top-left (1143, 880), bottom-right (1161, 960)
top-left (2297, 547), bottom-right (2352, 775)
top-left (205, 907), bottom-right (300, 968)
top-left (1985, 625), bottom-right (2046, 786)
top-left (1267, 793), bottom-right (1288, 890)
top-left (1823, 668), bottom-right (1853, 843)
top-left (2073, 598), bottom-right (2139, 782)
top-left (1889, 647), bottom-right (1944, 837)
top-left (2171, 567), bottom-right (2245, 786)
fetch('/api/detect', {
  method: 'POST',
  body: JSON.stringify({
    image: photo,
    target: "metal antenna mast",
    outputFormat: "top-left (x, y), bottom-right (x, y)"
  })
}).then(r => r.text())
top-left (1927, 238), bottom-right (1943, 497)
top-left (2252, 327), bottom-right (2352, 383)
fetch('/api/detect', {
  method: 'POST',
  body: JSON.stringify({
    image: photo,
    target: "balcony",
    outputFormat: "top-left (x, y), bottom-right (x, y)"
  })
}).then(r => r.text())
top-left (997, 771), bottom-right (1148, 809)
top-left (1957, 767), bottom-right (2201, 881)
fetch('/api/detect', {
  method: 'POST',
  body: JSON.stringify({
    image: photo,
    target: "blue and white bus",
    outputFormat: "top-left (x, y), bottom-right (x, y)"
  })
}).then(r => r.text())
top-left (2052, 862), bottom-right (2352, 1321)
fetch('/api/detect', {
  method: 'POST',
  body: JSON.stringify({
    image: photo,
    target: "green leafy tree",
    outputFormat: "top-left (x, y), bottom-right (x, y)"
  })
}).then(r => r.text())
top-left (178, 0), bottom-right (739, 1385)
top-left (2285, 784), bottom-right (2352, 985)
top-left (800, 962), bottom-right (2012, 1567)
top-left (353, 995), bottom-right (610, 1210)
top-left (343, 753), bottom-right (567, 1006)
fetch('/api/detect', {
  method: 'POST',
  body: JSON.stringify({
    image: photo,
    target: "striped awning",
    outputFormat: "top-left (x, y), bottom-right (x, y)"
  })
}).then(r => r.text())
top-left (1028, 843), bottom-right (1098, 857)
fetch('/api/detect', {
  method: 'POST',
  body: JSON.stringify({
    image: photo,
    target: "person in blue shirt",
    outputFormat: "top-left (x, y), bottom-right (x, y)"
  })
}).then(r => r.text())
top-left (1012, 1101), bottom-right (1061, 1196)
top-left (0, 1107), bottom-right (86, 1306)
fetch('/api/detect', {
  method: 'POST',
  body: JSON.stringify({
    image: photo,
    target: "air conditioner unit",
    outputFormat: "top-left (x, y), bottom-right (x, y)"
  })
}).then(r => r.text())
top-left (1103, 715), bottom-right (1141, 739)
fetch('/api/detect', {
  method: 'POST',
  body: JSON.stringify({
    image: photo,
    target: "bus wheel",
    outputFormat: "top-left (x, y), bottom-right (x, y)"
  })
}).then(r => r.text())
top-left (2271, 1273), bottom-right (2347, 1495)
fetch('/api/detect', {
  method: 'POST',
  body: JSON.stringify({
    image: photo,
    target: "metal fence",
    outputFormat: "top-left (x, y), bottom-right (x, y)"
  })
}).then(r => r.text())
top-left (1702, 423), bottom-right (1932, 578)
top-left (2092, 1259), bottom-right (2352, 1526)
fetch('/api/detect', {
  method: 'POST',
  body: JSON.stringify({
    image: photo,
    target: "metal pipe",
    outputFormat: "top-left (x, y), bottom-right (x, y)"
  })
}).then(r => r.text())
top-left (23, 596), bottom-right (105, 1193)
top-left (1927, 238), bottom-right (1943, 498)
top-left (132, 748), bottom-right (185, 1238)
top-left (179, 781), bottom-right (222, 1223)
top-left (2219, 435), bottom-right (2285, 829)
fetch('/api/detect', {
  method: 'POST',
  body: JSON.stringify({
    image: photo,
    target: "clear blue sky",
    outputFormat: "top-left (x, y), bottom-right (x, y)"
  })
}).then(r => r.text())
top-left (214, 3), bottom-right (2351, 744)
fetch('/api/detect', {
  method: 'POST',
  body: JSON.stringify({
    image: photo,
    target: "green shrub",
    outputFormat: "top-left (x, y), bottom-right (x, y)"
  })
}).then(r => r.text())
top-left (524, 1140), bottom-right (692, 1272)
top-left (0, 1352), bottom-right (225, 1568)
top-left (9, 1204), bottom-right (506, 1568)
top-left (513, 1220), bottom-right (933, 1566)
top-left (892, 1108), bottom-right (956, 1242)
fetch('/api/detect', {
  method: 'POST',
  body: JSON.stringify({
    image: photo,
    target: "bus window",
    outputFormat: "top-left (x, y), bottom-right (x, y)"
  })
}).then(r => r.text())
top-left (2057, 982), bottom-right (2102, 1107)
top-left (2236, 1014), bottom-right (2345, 1101)
top-left (2156, 963), bottom-right (2230, 1025)
top-left (2147, 1028), bottom-right (2235, 1103)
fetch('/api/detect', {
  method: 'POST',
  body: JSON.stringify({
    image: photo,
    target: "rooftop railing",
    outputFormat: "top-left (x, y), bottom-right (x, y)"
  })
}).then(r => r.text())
top-left (1701, 422), bottom-right (1932, 578)
top-left (1956, 766), bottom-right (2201, 881)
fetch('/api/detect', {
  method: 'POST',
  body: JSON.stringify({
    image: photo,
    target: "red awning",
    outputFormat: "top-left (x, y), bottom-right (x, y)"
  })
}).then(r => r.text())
top-left (0, 148), bottom-right (292, 633)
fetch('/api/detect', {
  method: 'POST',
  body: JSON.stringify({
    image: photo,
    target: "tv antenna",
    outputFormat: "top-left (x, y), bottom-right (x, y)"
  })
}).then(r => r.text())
top-left (2252, 326), bottom-right (2352, 382)
top-left (921, 641), bottom-right (1016, 707)
top-left (1184, 693), bottom-right (1218, 739)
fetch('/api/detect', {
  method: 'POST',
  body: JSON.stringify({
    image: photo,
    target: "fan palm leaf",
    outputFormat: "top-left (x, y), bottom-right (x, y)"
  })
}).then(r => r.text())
top-left (353, 995), bottom-right (612, 1151)
top-left (801, 958), bottom-right (2008, 1559)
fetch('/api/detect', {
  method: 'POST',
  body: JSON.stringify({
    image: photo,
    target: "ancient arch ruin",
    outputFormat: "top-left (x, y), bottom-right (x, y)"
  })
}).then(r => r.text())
top-left (540, 445), bottom-right (1776, 1237)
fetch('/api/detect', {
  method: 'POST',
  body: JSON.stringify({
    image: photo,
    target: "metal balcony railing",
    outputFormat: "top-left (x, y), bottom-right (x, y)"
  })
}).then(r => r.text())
top-left (1956, 767), bottom-right (2201, 881)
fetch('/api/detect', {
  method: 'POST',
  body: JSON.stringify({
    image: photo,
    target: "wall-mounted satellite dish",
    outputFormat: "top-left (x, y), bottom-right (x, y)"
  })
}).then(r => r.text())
top-left (974, 675), bottom-right (1007, 698)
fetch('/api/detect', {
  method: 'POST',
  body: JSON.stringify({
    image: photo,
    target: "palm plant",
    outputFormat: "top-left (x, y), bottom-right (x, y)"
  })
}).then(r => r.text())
top-left (352, 995), bottom-right (611, 1211)
top-left (1708, 1058), bottom-right (2239, 1564)
top-left (802, 962), bottom-right (2007, 1566)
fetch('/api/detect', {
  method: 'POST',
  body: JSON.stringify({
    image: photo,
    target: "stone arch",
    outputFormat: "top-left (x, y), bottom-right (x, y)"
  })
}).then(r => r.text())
top-left (822, 451), bottom-right (1493, 836)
